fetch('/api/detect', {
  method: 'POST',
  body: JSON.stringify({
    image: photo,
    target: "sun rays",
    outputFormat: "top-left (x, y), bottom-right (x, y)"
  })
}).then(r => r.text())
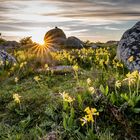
top-left (28, 37), bottom-right (57, 65)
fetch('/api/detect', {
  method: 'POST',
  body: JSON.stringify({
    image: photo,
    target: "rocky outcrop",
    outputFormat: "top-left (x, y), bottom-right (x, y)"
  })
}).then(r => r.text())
top-left (44, 27), bottom-right (67, 49)
top-left (0, 40), bottom-right (19, 51)
top-left (65, 36), bottom-right (84, 49)
top-left (117, 21), bottom-right (140, 71)
top-left (44, 27), bottom-right (84, 49)
top-left (0, 50), bottom-right (16, 68)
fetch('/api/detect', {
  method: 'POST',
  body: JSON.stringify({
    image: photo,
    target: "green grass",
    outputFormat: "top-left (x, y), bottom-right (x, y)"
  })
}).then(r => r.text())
top-left (0, 42), bottom-right (140, 140)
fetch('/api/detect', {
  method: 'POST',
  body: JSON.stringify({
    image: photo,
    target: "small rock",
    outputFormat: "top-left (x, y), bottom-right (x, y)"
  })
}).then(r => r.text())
top-left (91, 44), bottom-right (98, 49)
top-left (41, 131), bottom-right (58, 140)
top-left (36, 65), bottom-right (73, 74)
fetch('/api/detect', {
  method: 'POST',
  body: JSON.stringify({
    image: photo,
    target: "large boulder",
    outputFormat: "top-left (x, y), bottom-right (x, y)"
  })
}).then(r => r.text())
top-left (65, 36), bottom-right (84, 49)
top-left (44, 27), bottom-right (66, 49)
top-left (0, 50), bottom-right (16, 68)
top-left (117, 21), bottom-right (140, 71)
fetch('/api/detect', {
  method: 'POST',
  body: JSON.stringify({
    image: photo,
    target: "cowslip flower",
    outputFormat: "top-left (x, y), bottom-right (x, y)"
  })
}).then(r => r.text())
top-left (115, 80), bottom-right (121, 88)
top-left (80, 107), bottom-right (99, 126)
top-left (14, 77), bottom-right (19, 83)
top-left (60, 91), bottom-right (75, 103)
top-left (19, 61), bottom-right (27, 68)
top-left (44, 64), bottom-right (49, 70)
top-left (87, 78), bottom-right (92, 85)
top-left (88, 87), bottom-right (95, 94)
top-left (84, 107), bottom-right (99, 116)
top-left (19, 62), bottom-right (24, 68)
top-left (34, 76), bottom-right (41, 82)
top-left (123, 70), bottom-right (138, 85)
top-left (80, 115), bottom-right (88, 126)
top-left (73, 65), bottom-right (79, 71)
top-left (13, 93), bottom-right (21, 104)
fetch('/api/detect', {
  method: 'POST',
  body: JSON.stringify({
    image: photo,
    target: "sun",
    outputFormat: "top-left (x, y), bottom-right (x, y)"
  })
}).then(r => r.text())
top-left (32, 35), bottom-right (44, 45)
top-left (31, 29), bottom-right (46, 45)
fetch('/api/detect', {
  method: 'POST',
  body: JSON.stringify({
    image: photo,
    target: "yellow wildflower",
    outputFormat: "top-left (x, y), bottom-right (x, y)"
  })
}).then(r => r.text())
top-left (13, 93), bottom-right (21, 104)
top-left (80, 107), bottom-right (99, 126)
top-left (123, 70), bottom-right (138, 85)
top-left (87, 78), bottom-right (92, 85)
top-left (34, 76), bottom-right (41, 82)
top-left (19, 62), bottom-right (24, 68)
top-left (99, 59), bottom-right (104, 66)
top-left (73, 64), bottom-right (79, 71)
top-left (116, 62), bottom-right (123, 68)
top-left (14, 77), bottom-right (19, 83)
top-left (84, 107), bottom-right (91, 114)
top-left (60, 91), bottom-right (75, 103)
top-left (44, 64), bottom-right (49, 70)
top-left (24, 61), bottom-right (27, 65)
top-left (13, 63), bottom-right (17, 66)
top-left (80, 116), bottom-right (88, 126)
top-left (19, 61), bottom-right (27, 68)
top-left (115, 80), bottom-right (121, 88)
top-left (88, 87), bottom-right (95, 94)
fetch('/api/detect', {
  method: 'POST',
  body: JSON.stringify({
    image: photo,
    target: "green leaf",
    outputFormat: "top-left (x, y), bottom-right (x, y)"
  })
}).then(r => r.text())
top-left (110, 92), bottom-right (116, 104)
top-left (132, 108), bottom-right (140, 113)
top-left (70, 107), bottom-right (75, 119)
top-left (63, 113), bottom-right (67, 130)
top-left (77, 95), bottom-right (82, 108)
top-left (105, 86), bottom-right (109, 96)
top-left (99, 85), bottom-right (105, 94)
top-left (121, 93), bottom-right (129, 101)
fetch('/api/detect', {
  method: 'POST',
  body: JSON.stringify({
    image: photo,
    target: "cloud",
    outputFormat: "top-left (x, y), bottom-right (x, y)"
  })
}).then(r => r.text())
top-left (0, 0), bottom-right (140, 42)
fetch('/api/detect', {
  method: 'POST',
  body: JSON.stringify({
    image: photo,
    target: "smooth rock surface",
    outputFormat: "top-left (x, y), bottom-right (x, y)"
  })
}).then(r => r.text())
top-left (44, 27), bottom-right (85, 50)
top-left (117, 21), bottom-right (140, 71)
top-left (44, 27), bottom-right (66, 48)
top-left (65, 36), bottom-right (84, 49)
top-left (36, 65), bottom-right (74, 74)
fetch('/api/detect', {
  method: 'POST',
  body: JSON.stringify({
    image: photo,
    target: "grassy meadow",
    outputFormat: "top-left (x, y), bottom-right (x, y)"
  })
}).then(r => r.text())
top-left (0, 38), bottom-right (140, 140)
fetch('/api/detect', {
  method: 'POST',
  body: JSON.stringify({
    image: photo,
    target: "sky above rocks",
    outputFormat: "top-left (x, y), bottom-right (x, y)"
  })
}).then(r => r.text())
top-left (0, 0), bottom-right (140, 43)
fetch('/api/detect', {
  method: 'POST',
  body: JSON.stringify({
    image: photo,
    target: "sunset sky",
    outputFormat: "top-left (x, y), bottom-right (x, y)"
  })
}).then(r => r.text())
top-left (0, 0), bottom-right (140, 43)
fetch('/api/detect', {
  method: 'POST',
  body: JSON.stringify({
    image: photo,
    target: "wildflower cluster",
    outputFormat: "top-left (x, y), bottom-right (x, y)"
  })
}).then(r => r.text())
top-left (123, 70), bottom-right (139, 86)
top-left (86, 78), bottom-right (95, 94)
top-left (60, 91), bottom-right (75, 103)
top-left (19, 61), bottom-right (27, 68)
top-left (112, 57), bottom-right (123, 68)
top-left (95, 48), bottom-right (110, 67)
top-left (80, 107), bottom-right (99, 126)
top-left (13, 93), bottom-right (21, 104)
top-left (115, 70), bottom-right (140, 89)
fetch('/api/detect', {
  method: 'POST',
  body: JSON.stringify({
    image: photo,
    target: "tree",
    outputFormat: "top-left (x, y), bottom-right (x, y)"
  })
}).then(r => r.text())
top-left (20, 36), bottom-right (35, 49)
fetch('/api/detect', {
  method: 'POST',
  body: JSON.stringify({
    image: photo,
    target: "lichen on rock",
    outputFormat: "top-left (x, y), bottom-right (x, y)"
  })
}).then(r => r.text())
top-left (117, 21), bottom-right (140, 71)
